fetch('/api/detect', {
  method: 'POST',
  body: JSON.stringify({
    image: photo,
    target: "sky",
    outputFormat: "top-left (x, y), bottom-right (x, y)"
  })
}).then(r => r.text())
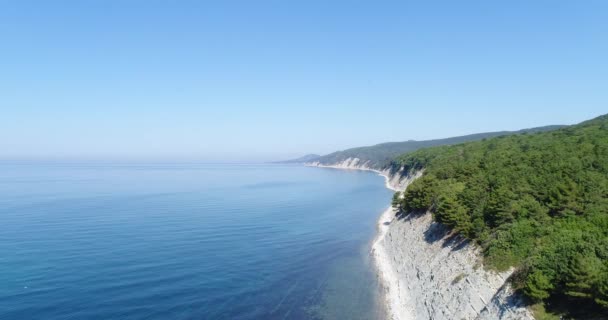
top-left (1, 1), bottom-right (607, 162)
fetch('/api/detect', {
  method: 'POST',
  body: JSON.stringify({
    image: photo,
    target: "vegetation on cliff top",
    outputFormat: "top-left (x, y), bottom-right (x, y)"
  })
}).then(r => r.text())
top-left (391, 114), bottom-right (608, 318)
top-left (308, 125), bottom-right (564, 169)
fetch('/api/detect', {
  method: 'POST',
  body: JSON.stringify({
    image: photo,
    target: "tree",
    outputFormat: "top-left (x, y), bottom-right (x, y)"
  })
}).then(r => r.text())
top-left (564, 253), bottom-right (602, 299)
top-left (391, 114), bottom-right (608, 316)
top-left (392, 191), bottom-right (402, 210)
top-left (597, 270), bottom-right (608, 308)
top-left (525, 270), bottom-right (553, 301)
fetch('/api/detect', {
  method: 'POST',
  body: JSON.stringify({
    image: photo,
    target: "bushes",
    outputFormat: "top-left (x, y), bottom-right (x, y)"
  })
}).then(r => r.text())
top-left (391, 114), bottom-right (608, 317)
top-left (525, 270), bottom-right (554, 301)
top-left (402, 174), bottom-right (438, 212)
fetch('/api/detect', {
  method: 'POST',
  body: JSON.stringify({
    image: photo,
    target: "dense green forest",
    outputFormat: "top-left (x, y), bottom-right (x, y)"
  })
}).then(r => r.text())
top-left (310, 125), bottom-right (564, 169)
top-left (390, 115), bottom-right (608, 318)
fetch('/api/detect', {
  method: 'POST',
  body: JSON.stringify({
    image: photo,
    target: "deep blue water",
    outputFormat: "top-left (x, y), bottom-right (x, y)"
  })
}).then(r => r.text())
top-left (0, 162), bottom-right (393, 320)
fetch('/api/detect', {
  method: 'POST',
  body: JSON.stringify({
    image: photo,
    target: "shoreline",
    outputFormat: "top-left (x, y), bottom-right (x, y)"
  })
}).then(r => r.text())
top-left (371, 206), bottom-right (413, 320)
top-left (306, 162), bottom-right (411, 320)
top-left (307, 161), bottom-right (535, 320)
top-left (304, 163), bottom-right (401, 192)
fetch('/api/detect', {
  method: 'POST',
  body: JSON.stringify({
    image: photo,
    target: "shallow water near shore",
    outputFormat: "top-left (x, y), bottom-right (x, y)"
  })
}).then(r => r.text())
top-left (0, 162), bottom-right (392, 320)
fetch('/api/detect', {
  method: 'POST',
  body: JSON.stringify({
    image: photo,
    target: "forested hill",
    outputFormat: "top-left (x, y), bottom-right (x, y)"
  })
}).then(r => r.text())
top-left (307, 125), bottom-right (564, 169)
top-left (274, 154), bottom-right (321, 164)
top-left (391, 114), bottom-right (608, 319)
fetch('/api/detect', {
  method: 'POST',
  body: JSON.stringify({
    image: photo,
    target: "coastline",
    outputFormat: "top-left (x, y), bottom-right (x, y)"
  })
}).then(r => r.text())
top-left (304, 160), bottom-right (405, 192)
top-left (306, 161), bottom-right (414, 320)
top-left (306, 159), bottom-right (534, 320)
top-left (371, 206), bottom-right (413, 320)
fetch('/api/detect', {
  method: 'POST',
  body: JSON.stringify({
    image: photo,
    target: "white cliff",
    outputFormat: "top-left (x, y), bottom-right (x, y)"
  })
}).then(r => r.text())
top-left (307, 157), bottom-right (534, 320)
top-left (306, 157), bottom-right (416, 191)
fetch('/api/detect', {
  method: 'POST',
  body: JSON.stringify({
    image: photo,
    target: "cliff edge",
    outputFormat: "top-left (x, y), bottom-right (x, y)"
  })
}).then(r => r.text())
top-left (308, 157), bottom-right (534, 320)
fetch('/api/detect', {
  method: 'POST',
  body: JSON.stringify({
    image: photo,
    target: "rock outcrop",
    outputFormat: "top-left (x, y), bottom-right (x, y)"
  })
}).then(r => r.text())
top-left (306, 157), bottom-right (418, 191)
top-left (380, 213), bottom-right (533, 320)
top-left (307, 157), bottom-right (534, 320)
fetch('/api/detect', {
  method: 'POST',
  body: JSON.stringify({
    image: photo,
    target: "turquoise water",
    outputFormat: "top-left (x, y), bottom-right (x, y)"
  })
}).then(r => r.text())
top-left (0, 162), bottom-right (393, 319)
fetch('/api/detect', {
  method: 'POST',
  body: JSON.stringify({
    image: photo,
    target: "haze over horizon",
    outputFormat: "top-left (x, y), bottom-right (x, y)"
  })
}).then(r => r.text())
top-left (2, 1), bottom-right (607, 162)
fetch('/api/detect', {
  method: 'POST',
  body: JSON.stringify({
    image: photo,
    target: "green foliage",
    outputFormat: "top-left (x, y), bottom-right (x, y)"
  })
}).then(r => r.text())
top-left (598, 273), bottom-right (608, 308)
top-left (530, 303), bottom-right (562, 320)
top-left (402, 174), bottom-right (438, 212)
top-left (392, 114), bottom-right (608, 317)
top-left (312, 125), bottom-right (564, 169)
top-left (564, 253), bottom-right (603, 299)
top-left (391, 192), bottom-right (402, 210)
top-left (525, 270), bottom-right (554, 301)
top-left (452, 272), bottom-right (467, 284)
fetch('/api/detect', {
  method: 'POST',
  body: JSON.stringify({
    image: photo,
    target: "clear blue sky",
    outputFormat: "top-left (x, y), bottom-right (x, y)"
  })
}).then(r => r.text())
top-left (1, 1), bottom-right (606, 161)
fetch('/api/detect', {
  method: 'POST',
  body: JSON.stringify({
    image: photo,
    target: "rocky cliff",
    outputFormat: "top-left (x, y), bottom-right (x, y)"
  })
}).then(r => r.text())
top-left (307, 158), bottom-right (534, 320)
top-left (378, 212), bottom-right (533, 320)
top-left (306, 157), bottom-right (415, 191)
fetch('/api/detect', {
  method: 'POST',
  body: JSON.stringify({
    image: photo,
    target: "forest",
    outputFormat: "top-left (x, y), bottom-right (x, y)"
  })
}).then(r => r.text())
top-left (310, 125), bottom-right (563, 169)
top-left (390, 115), bottom-right (608, 318)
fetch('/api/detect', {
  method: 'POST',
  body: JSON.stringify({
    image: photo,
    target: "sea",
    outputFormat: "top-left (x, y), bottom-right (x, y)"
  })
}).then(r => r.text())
top-left (0, 162), bottom-right (394, 320)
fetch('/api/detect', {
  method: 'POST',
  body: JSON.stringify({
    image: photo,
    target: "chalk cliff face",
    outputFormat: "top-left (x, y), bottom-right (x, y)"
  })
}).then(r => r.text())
top-left (380, 213), bottom-right (533, 320)
top-left (307, 157), bottom-right (372, 170)
top-left (306, 157), bottom-right (416, 191)
top-left (307, 158), bottom-right (534, 320)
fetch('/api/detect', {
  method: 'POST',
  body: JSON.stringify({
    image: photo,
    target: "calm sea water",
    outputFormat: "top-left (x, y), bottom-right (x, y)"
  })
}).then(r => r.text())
top-left (0, 162), bottom-right (393, 320)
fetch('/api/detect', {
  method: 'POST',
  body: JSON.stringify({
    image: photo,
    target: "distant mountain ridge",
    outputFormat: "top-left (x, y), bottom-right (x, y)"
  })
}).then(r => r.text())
top-left (305, 125), bottom-right (565, 169)
top-left (274, 154), bottom-right (321, 164)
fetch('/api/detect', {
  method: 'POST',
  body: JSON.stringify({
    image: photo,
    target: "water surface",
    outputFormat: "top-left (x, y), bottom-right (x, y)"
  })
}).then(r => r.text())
top-left (0, 162), bottom-right (392, 319)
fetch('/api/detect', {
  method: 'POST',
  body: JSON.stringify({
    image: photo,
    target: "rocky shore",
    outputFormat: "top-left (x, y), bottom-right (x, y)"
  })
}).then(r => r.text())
top-left (307, 157), bottom-right (534, 320)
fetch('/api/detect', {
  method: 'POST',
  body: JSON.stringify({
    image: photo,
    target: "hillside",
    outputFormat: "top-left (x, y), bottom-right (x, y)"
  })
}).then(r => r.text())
top-left (307, 126), bottom-right (565, 169)
top-left (391, 114), bottom-right (608, 319)
top-left (274, 154), bottom-right (321, 163)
